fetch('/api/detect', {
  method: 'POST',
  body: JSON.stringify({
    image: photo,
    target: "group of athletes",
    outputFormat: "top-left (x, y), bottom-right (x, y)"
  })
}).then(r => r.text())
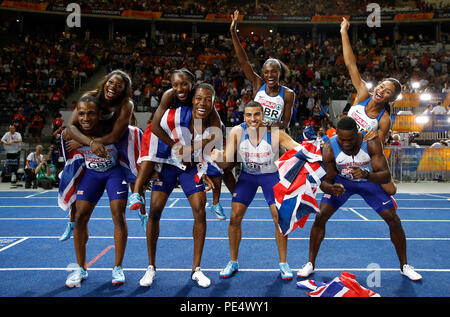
top-left (58, 14), bottom-right (422, 288)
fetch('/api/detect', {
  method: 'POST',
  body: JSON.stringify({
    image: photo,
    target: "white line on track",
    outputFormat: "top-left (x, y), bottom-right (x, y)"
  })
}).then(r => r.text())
top-left (0, 267), bottom-right (449, 272)
top-left (1, 206), bottom-right (450, 210)
top-left (0, 197), bottom-right (448, 201)
top-left (348, 208), bottom-right (369, 220)
top-left (0, 237), bottom-right (28, 252)
top-left (168, 198), bottom-right (180, 208)
top-left (1, 236), bottom-right (449, 241)
top-left (24, 190), bottom-right (49, 198)
top-left (1, 218), bottom-right (450, 222)
top-left (423, 193), bottom-right (450, 199)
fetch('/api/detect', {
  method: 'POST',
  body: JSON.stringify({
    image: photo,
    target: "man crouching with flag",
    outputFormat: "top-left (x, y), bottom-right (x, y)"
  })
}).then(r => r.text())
top-left (211, 101), bottom-right (302, 280)
top-left (297, 116), bottom-right (422, 282)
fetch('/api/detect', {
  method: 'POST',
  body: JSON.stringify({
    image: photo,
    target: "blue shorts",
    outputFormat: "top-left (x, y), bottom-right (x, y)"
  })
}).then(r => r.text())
top-left (320, 175), bottom-right (397, 213)
top-left (76, 166), bottom-right (128, 204)
top-left (206, 162), bottom-right (223, 178)
top-left (232, 171), bottom-right (279, 207)
top-left (152, 163), bottom-right (205, 198)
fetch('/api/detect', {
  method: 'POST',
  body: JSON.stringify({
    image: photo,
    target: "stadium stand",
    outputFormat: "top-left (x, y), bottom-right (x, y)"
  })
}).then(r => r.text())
top-left (0, 0), bottom-right (449, 183)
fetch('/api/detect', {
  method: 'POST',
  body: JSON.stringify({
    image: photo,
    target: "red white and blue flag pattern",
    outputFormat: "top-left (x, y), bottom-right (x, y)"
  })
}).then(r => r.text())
top-left (58, 125), bottom-right (142, 211)
top-left (274, 126), bottom-right (326, 236)
top-left (296, 272), bottom-right (380, 297)
top-left (138, 106), bottom-right (208, 182)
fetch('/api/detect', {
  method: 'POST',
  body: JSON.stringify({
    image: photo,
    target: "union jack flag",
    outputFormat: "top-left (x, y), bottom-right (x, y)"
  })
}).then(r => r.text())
top-left (57, 125), bottom-right (142, 211)
top-left (274, 126), bottom-right (326, 236)
top-left (297, 272), bottom-right (380, 297)
top-left (138, 106), bottom-right (209, 183)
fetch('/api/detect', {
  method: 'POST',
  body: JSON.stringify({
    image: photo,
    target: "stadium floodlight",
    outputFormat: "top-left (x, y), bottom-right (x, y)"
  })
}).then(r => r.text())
top-left (366, 82), bottom-right (373, 89)
top-left (415, 116), bottom-right (429, 124)
top-left (420, 93), bottom-right (431, 101)
top-left (412, 82), bottom-right (420, 89)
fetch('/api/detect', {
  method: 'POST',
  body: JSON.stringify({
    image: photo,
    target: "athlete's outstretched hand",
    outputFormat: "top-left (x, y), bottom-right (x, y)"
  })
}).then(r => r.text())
top-left (340, 17), bottom-right (350, 33)
top-left (230, 10), bottom-right (239, 31)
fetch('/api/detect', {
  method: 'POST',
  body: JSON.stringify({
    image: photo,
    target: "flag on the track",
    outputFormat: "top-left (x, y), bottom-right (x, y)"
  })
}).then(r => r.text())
top-left (274, 126), bottom-right (326, 235)
top-left (296, 272), bottom-right (380, 297)
top-left (58, 125), bottom-right (142, 211)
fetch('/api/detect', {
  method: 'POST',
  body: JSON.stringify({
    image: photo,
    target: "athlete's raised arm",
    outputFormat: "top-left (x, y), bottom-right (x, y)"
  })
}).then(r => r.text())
top-left (340, 17), bottom-right (370, 104)
top-left (277, 129), bottom-right (299, 151)
top-left (230, 10), bottom-right (264, 91)
top-left (151, 89), bottom-right (178, 148)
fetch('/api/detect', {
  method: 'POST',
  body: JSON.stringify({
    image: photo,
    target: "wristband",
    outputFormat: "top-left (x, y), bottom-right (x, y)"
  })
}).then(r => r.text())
top-left (89, 138), bottom-right (95, 147)
top-left (364, 170), bottom-right (370, 179)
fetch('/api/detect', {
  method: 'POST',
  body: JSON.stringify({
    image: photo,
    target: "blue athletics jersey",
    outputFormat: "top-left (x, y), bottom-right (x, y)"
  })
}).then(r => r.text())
top-left (322, 132), bottom-right (397, 213)
top-left (329, 133), bottom-right (372, 182)
top-left (347, 96), bottom-right (385, 132)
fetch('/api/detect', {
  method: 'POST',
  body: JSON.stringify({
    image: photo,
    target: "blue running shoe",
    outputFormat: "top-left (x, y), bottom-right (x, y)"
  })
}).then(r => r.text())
top-left (220, 261), bottom-right (239, 278)
top-left (139, 213), bottom-right (148, 233)
top-left (66, 267), bottom-right (88, 288)
top-left (112, 266), bottom-right (125, 285)
top-left (59, 221), bottom-right (74, 242)
top-left (279, 262), bottom-right (293, 280)
top-left (128, 193), bottom-right (144, 211)
top-left (211, 203), bottom-right (226, 220)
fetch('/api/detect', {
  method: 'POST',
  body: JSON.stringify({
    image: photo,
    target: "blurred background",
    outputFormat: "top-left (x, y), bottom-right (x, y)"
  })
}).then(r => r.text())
top-left (0, 0), bottom-right (449, 187)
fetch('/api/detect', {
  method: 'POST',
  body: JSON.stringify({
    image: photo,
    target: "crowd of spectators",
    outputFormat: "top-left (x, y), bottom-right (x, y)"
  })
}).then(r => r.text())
top-left (0, 2), bottom-right (449, 150)
top-left (12, 0), bottom-right (450, 14)
top-left (105, 25), bottom-right (448, 131)
top-left (0, 31), bottom-right (107, 128)
top-left (0, 2), bottom-right (448, 188)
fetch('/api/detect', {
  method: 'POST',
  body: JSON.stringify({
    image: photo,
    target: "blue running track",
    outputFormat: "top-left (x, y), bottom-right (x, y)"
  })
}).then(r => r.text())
top-left (0, 190), bottom-right (449, 299)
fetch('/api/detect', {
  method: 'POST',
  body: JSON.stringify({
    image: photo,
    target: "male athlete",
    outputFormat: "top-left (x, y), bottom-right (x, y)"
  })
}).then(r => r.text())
top-left (297, 116), bottom-right (422, 281)
top-left (212, 101), bottom-right (301, 280)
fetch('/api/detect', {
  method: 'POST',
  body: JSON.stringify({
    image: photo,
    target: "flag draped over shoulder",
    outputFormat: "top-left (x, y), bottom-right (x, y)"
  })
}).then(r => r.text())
top-left (274, 126), bottom-right (326, 236)
top-left (57, 125), bottom-right (143, 211)
top-left (137, 106), bottom-right (209, 183)
top-left (116, 125), bottom-right (143, 183)
top-left (296, 272), bottom-right (380, 297)
top-left (58, 140), bottom-right (85, 212)
top-left (138, 106), bottom-right (192, 168)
